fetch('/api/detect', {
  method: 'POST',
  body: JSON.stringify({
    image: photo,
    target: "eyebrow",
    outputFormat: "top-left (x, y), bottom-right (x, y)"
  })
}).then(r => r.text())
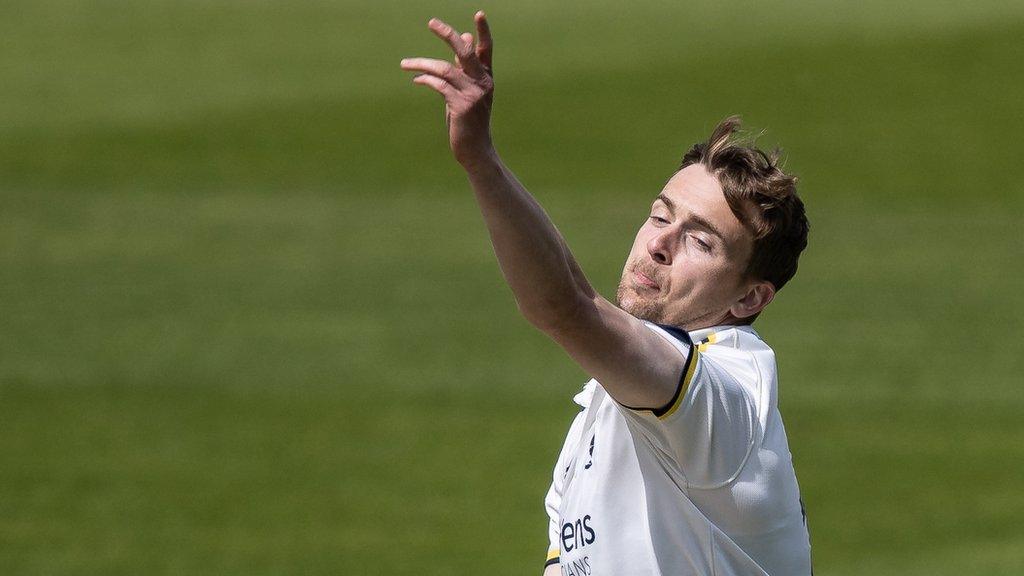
top-left (654, 194), bottom-right (726, 239)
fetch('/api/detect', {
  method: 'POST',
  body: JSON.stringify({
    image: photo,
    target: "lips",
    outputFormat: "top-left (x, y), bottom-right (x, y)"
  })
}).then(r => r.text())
top-left (633, 269), bottom-right (660, 290)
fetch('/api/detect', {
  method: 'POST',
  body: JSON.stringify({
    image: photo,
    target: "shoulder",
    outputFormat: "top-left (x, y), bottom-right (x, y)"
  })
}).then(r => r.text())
top-left (703, 325), bottom-right (778, 405)
top-left (695, 326), bottom-right (775, 384)
top-left (691, 326), bottom-right (779, 440)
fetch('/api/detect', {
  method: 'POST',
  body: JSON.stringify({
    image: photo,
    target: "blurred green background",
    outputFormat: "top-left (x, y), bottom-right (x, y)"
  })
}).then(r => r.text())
top-left (2, 0), bottom-right (1023, 574)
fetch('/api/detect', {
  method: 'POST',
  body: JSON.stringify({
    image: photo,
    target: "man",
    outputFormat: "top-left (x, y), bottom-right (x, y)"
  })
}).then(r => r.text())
top-left (401, 12), bottom-right (812, 576)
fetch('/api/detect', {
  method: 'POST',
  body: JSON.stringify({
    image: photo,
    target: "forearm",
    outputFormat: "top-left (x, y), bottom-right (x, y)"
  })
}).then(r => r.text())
top-left (464, 151), bottom-right (594, 327)
top-left (402, 15), bottom-right (595, 327)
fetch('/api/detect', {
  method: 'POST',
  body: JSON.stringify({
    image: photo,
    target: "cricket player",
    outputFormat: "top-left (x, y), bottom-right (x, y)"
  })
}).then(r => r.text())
top-left (401, 12), bottom-right (812, 575)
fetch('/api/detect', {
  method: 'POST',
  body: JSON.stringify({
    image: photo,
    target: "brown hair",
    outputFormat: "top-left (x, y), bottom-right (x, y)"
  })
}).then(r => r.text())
top-left (680, 116), bottom-right (808, 292)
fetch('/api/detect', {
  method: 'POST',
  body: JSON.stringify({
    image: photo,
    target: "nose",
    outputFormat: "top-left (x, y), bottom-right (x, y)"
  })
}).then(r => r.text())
top-left (646, 229), bottom-right (674, 265)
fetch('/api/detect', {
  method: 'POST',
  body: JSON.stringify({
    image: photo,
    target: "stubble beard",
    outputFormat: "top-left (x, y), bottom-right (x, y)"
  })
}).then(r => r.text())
top-left (615, 259), bottom-right (721, 330)
top-left (616, 278), bottom-right (718, 330)
top-left (615, 265), bottom-right (667, 324)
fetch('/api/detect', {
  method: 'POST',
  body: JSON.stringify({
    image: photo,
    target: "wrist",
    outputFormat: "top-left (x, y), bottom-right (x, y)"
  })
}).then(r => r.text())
top-left (457, 142), bottom-right (500, 173)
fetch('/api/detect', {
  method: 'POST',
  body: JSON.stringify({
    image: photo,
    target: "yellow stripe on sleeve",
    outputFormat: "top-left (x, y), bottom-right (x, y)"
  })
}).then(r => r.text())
top-left (657, 349), bottom-right (699, 420)
top-left (546, 548), bottom-right (560, 561)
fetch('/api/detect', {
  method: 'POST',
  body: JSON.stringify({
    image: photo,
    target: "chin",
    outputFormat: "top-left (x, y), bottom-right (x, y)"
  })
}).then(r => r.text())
top-left (616, 287), bottom-right (665, 324)
top-left (633, 307), bottom-right (667, 324)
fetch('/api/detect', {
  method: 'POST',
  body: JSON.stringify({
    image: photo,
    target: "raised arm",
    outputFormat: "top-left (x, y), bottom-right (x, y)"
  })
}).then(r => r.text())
top-left (399, 13), bottom-right (687, 411)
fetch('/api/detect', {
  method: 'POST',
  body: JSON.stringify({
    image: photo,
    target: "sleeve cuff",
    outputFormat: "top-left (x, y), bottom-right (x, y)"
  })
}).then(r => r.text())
top-left (544, 548), bottom-right (560, 567)
top-left (635, 322), bottom-right (696, 418)
top-left (653, 345), bottom-right (698, 419)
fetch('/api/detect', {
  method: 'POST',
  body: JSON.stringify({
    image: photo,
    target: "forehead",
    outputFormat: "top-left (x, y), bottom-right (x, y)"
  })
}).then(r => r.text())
top-left (657, 164), bottom-right (749, 243)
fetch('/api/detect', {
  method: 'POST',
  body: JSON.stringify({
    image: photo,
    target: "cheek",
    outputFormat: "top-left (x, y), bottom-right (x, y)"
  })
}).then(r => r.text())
top-left (703, 262), bottom-right (746, 300)
top-left (670, 257), bottom-right (733, 296)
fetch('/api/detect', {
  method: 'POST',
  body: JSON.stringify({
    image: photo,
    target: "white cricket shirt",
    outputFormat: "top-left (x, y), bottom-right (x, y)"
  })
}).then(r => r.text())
top-left (544, 322), bottom-right (811, 575)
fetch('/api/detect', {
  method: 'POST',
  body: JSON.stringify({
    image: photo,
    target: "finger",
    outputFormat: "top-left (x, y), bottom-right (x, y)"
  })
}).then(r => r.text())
top-left (400, 57), bottom-right (468, 88)
top-left (455, 33), bottom-right (473, 69)
top-left (474, 11), bottom-right (493, 72)
top-left (428, 18), bottom-right (486, 79)
top-left (411, 74), bottom-right (455, 97)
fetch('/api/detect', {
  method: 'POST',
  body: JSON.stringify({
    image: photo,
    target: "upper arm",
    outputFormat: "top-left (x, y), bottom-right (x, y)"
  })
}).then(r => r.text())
top-left (542, 294), bottom-right (690, 411)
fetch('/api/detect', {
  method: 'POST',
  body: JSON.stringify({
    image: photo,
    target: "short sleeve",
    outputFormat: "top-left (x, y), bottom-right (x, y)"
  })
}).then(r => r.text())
top-left (662, 354), bottom-right (757, 488)
top-left (631, 323), bottom-right (757, 489)
top-left (638, 322), bottom-right (696, 418)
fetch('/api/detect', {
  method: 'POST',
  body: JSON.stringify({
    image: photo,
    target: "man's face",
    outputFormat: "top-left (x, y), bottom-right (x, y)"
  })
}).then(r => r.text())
top-left (616, 164), bottom-right (756, 330)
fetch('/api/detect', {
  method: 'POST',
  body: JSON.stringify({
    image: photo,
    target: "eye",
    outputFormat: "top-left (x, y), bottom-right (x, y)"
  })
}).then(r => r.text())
top-left (649, 215), bottom-right (670, 225)
top-left (690, 235), bottom-right (712, 253)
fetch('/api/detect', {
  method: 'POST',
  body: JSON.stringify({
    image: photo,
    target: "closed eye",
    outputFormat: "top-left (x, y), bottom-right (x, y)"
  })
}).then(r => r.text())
top-left (649, 216), bottom-right (669, 224)
top-left (691, 235), bottom-right (712, 252)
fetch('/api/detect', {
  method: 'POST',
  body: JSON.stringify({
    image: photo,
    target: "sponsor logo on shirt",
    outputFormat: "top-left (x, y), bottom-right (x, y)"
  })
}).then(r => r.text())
top-left (560, 555), bottom-right (592, 576)
top-left (560, 514), bottom-right (596, 552)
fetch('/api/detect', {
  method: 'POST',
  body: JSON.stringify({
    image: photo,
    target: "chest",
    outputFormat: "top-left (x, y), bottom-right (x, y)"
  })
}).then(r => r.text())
top-left (556, 402), bottom-right (650, 560)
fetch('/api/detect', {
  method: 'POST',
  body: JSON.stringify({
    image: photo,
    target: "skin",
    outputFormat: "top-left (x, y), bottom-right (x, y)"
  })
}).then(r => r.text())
top-left (616, 164), bottom-right (775, 330)
top-left (400, 13), bottom-right (775, 573)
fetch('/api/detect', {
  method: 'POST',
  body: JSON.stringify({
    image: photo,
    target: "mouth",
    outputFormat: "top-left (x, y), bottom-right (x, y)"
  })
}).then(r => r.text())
top-left (633, 270), bottom-right (660, 290)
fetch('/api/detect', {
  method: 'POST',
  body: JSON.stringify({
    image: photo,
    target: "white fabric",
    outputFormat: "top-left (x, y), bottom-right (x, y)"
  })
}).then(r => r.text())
top-left (545, 322), bottom-right (811, 576)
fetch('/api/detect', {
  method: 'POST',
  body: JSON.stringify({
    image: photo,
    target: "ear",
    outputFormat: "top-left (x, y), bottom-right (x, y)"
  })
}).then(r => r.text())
top-left (730, 280), bottom-right (775, 320)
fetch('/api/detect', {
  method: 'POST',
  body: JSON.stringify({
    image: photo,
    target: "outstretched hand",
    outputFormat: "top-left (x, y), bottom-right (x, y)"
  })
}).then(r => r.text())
top-left (400, 12), bottom-right (496, 169)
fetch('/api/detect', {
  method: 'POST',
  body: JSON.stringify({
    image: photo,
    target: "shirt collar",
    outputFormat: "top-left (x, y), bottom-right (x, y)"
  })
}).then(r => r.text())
top-left (688, 323), bottom-right (760, 348)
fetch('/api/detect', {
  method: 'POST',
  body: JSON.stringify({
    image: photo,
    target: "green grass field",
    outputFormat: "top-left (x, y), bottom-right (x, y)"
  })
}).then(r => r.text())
top-left (2, 1), bottom-right (1023, 574)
